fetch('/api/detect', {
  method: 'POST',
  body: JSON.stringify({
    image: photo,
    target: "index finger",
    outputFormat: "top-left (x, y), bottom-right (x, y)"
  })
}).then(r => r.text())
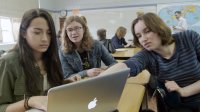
top-left (75, 75), bottom-right (82, 81)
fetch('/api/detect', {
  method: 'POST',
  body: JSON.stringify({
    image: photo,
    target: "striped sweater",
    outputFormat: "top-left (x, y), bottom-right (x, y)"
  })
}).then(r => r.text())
top-left (124, 30), bottom-right (200, 105)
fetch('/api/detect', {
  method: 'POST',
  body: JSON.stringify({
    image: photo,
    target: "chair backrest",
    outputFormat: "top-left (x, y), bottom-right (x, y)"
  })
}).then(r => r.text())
top-left (0, 50), bottom-right (5, 57)
top-left (155, 88), bottom-right (168, 112)
top-left (103, 39), bottom-right (116, 53)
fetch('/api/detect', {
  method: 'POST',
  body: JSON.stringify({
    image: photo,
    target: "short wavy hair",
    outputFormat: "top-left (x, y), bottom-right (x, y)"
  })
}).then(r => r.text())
top-left (62, 16), bottom-right (93, 53)
top-left (116, 26), bottom-right (127, 38)
top-left (97, 28), bottom-right (106, 40)
top-left (131, 12), bottom-right (174, 48)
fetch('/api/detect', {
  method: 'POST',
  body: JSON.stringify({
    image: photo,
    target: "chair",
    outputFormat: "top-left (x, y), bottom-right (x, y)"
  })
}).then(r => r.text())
top-left (0, 50), bottom-right (5, 57)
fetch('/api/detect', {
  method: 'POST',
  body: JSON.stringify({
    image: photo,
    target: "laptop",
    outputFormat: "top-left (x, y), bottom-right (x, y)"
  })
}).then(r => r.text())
top-left (27, 68), bottom-right (130, 112)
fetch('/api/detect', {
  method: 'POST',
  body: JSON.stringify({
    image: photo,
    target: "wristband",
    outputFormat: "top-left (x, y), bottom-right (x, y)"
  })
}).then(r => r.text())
top-left (24, 95), bottom-right (31, 110)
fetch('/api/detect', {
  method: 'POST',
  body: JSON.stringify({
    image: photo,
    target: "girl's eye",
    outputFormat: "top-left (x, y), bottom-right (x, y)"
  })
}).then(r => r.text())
top-left (144, 29), bottom-right (151, 33)
top-left (146, 30), bottom-right (150, 33)
top-left (136, 34), bottom-right (141, 39)
top-left (47, 32), bottom-right (51, 35)
top-left (34, 32), bottom-right (41, 35)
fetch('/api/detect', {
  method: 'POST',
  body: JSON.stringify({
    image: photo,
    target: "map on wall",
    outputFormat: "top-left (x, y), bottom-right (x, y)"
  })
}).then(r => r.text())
top-left (157, 3), bottom-right (200, 34)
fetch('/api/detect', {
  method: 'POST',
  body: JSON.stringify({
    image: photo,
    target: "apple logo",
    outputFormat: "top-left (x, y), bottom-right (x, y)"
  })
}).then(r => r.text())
top-left (88, 98), bottom-right (97, 110)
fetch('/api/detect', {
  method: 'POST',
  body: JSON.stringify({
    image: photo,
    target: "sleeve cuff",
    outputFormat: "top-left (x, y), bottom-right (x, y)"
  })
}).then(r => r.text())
top-left (0, 104), bottom-right (9, 112)
top-left (78, 70), bottom-right (87, 78)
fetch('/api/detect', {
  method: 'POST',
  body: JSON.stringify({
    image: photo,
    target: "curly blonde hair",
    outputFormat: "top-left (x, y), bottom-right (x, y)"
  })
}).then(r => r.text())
top-left (61, 16), bottom-right (93, 53)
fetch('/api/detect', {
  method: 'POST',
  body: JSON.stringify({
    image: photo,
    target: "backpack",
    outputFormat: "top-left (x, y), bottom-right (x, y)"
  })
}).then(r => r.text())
top-left (103, 39), bottom-right (116, 53)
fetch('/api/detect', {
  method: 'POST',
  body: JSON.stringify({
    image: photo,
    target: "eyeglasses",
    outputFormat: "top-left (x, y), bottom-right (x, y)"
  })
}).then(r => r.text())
top-left (66, 27), bottom-right (82, 33)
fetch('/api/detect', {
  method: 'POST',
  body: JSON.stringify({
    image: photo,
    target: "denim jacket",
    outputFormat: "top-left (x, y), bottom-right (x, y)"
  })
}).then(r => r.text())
top-left (59, 40), bottom-right (117, 78)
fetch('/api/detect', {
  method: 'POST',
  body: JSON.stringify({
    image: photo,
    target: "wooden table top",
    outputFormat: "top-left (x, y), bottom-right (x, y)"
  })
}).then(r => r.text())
top-left (127, 70), bottom-right (151, 85)
top-left (112, 48), bottom-right (141, 59)
top-left (118, 84), bottom-right (145, 112)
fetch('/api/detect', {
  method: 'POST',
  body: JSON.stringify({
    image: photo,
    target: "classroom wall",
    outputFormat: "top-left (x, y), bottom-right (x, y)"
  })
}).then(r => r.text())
top-left (1, 0), bottom-right (198, 45)
top-left (39, 0), bottom-right (199, 41)
top-left (38, 0), bottom-right (57, 11)
top-left (0, 0), bottom-right (39, 18)
top-left (67, 6), bottom-right (156, 40)
top-left (39, 0), bottom-right (199, 11)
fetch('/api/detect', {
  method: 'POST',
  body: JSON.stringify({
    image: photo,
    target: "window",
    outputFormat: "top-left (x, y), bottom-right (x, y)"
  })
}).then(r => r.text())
top-left (12, 18), bottom-right (21, 41)
top-left (0, 17), bottom-right (21, 44)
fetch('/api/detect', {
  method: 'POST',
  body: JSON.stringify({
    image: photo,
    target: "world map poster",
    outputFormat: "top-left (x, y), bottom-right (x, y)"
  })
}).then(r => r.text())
top-left (157, 2), bottom-right (200, 34)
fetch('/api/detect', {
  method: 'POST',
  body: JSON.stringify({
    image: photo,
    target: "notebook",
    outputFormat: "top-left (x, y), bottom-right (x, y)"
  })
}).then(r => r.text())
top-left (27, 68), bottom-right (130, 112)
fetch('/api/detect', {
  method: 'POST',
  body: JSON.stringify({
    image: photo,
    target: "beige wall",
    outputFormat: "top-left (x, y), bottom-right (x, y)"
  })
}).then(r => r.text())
top-left (0, 0), bottom-right (39, 44)
top-left (39, 0), bottom-right (199, 11)
top-left (0, 0), bottom-right (39, 18)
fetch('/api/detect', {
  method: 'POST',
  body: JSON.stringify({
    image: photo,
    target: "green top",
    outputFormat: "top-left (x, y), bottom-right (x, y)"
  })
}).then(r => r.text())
top-left (0, 50), bottom-right (46, 112)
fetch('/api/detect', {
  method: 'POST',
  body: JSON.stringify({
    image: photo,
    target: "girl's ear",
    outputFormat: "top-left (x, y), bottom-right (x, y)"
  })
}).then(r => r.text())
top-left (22, 30), bottom-right (27, 38)
top-left (23, 35), bottom-right (26, 38)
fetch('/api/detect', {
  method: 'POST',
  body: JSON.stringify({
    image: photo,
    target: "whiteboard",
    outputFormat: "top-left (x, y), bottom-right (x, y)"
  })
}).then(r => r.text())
top-left (68, 6), bottom-right (156, 41)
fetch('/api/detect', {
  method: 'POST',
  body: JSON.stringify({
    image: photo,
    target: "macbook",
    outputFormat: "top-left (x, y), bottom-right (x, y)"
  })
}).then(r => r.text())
top-left (28, 68), bottom-right (130, 112)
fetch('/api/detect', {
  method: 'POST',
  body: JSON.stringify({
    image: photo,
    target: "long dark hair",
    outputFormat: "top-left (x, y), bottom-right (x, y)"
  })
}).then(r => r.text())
top-left (12, 8), bottom-right (63, 94)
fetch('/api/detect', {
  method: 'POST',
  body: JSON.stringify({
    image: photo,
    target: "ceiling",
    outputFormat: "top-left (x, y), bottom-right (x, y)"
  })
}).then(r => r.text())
top-left (39, 0), bottom-right (199, 11)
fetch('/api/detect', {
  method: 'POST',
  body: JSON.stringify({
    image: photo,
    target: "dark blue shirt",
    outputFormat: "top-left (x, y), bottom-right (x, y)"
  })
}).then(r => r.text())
top-left (124, 30), bottom-right (200, 105)
top-left (111, 35), bottom-right (127, 49)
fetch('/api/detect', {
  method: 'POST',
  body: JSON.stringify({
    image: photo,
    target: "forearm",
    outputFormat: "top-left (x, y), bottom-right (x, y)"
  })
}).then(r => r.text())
top-left (100, 63), bottom-right (128, 75)
top-left (179, 80), bottom-right (200, 97)
top-left (123, 40), bottom-right (127, 45)
top-left (6, 96), bottom-right (47, 112)
top-left (5, 100), bottom-right (26, 112)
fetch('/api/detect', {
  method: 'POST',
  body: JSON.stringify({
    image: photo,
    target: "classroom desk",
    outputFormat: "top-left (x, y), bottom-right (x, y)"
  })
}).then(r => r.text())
top-left (118, 84), bottom-right (145, 112)
top-left (127, 70), bottom-right (151, 85)
top-left (116, 60), bottom-right (126, 63)
top-left (112, 48), bottom-right (141, 60)
top-left (126, 70), bottom-right (151, 111)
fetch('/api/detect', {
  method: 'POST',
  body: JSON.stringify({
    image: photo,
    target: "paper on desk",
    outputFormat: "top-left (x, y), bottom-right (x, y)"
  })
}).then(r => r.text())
top-left (26, 108), bottom-right (45, 112)
top-left (116, 49), bottom-right (128, 52)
